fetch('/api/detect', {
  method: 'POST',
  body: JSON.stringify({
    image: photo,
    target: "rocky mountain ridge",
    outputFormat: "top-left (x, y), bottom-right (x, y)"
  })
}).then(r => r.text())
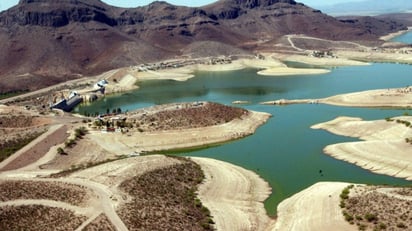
top-left (0, 0), bottom-right (407, 93)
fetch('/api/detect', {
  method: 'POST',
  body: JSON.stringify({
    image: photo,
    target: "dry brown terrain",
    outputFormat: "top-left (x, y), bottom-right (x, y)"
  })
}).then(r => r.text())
top-left (118, 157), bottom-right (212, 230)
top-left (0, 205), bottom-right (87, 231)
top-left (0, 96), bottom-right (274, 230)
top-left (341, 185), bottom-right (412, 231)
top-left (275, 183), bottom-right (412, 231)
top-left (126, 102), bottom-right (248, 132)
top-left (0, 105), bottom-right (51, 162)
top-left (0, 20), bottom-right (411, 229)
top-left (0, 180), bottom-right (92, 206)
top-left (0, 156), bottom-right (210, 230)
top-left (83, 214), bottom-right (116, 231)
top-left (0, 0), bottom-right (406, 93)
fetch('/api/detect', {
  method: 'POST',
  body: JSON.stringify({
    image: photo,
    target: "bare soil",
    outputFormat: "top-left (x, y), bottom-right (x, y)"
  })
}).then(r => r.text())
top-left (41, 136), bottom-right (114, 171)
top-left (0, 107), bottom-right (51, 162)
top-left (0, 125), bottom-right (69, 171)
top-left (83, 214), bottom-right (116, 231)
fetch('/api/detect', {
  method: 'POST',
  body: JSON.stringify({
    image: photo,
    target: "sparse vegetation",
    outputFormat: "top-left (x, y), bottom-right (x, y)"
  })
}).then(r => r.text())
top-left (0, 90), bottom-right (28, 100)
top-left (65, 127), bottom-right (87, 148)
top-left (385, 117), bottom-right (393, 122)
top-left (83, 214), bottom-right (116, 231)
top-left (364, 213), bottom-right (378, 222)
top-left (118, 157), bottom-right (213, 230)
top-left (57, 147), bottom-right (66, 155)
top-left (397, 223), bottom-right (407, 229)
top-left (0, 180), bottom-right (90, 206)
top-left (0, 205), bottom-right (86, 231)
top-left (125, 102), bottom-right (248, 133)
top-left (341, 185), bottom-right (412, 231)
top-left (49, 156), bottom-right (128, 178)
top-left (0, 131), bottom-right (44, 162)
top-left (385, 115), bottom-right (412, 144)
top-left (395, 119), bottom-right (411, 128)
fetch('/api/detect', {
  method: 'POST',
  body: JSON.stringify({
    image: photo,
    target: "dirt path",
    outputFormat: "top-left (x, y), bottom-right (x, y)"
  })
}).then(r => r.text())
top-left (192, 157), bottom-right (275, 231)
top-left (0, 176), bottom-right (128, 231)
top-left (60, 178), bottom-right (128, 231)
top-left (0, 124), bottom-right (68, 171)
top-left (286, 35), bottom-right (305, 52)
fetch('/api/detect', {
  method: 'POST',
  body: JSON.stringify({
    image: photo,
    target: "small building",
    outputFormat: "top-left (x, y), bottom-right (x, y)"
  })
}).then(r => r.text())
top-left (50, 95), bottom-right (83, 112)
top-left (94, 79), bottom-right (108, 89)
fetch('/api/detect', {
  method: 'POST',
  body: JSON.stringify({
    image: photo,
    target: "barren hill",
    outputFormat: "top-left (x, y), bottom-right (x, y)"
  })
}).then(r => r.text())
top-left (0, 0), bottom-right (407, 93)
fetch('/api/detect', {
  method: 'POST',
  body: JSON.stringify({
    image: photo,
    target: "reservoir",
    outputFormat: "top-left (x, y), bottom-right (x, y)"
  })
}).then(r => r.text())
top-left (392, 30), bottom-right (412, 44)
top-left (76, 63), bottom-right (412, 215)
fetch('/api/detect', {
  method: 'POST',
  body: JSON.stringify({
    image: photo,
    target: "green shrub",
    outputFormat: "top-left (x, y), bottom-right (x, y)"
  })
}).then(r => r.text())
top-left (343, 211), bottom-right (354, 222)
top-left (356, 215), bottom-right (363, 221)
top-left (340, 185), bottom-right (353, 200)
top-left (358, 224), bottom-right (367, 230)
top-left (57, 147), bottom-right (66, 155)
top-left (379, 223), bottom-right (387, 230)
top-left (365, 213), bottom-right (378, 222)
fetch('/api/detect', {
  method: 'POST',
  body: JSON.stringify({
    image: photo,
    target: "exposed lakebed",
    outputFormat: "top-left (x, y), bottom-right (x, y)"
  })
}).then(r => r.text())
top-left (76, 63), bottom-right (412, 215)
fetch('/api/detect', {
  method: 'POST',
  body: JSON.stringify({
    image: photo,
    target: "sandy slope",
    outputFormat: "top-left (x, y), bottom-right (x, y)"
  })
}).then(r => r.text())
top-left (88, 110), bottom-right (271, 155)
top-left (336, 50), bottom-right (412, 64)
top-left (274, 182), bottom-right (355, 231)
top-left (102, 57), bottom-right (338, 87)
top-left (258, 67), bottom-right (330, 76)
top-left (261, 87), bottom-right (412, 108)
top-left (312, 116), bottom-right (412, 180)
top-left (276, 53), bottom-right (369, 67)
top-left (192, 157), bottom-right (275, 231)
top-left (321, 88), bottom-right (412, 108)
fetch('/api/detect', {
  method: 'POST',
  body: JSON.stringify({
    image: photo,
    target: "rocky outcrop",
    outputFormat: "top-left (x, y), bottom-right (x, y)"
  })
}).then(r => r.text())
top-left (231, 0), bottom-right (298, 8)
top-left (1, 0), bottom-right (116, 27)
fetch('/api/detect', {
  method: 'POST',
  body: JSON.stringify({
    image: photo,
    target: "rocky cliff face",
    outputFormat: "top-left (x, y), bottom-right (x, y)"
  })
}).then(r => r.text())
top-left (230, 0), bottom-right (298, 8)
top-left (1, 0), bottom-right (116, 27)
top-left (0, 0), bottom-right (407, 93)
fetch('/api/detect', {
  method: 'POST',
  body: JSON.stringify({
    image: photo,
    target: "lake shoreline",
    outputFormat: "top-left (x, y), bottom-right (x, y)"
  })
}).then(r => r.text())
top-left (2, 32), bottom-right (412, 230)
top-left (312, 116), bottom-right (412, 180)
top-left (261, 86), bottom-right (412, 108)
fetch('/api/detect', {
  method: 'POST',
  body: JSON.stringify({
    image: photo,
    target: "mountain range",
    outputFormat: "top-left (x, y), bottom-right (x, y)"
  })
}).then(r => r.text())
top-left (0, 0), bottom-right (408, 93)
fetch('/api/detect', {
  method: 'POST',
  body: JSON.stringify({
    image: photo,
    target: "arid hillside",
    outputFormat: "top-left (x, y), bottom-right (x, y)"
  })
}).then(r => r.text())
top-left (0, 0), bottom-right (407, 93)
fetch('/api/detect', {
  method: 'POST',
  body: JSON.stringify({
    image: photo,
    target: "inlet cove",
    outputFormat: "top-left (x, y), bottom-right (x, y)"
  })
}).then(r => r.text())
top-left (76, 62), bottom-right (412, 215)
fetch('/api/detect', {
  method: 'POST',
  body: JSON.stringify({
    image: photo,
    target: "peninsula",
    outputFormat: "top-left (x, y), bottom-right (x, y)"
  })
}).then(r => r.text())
top-left (1, 0), bottom-right (412, 230)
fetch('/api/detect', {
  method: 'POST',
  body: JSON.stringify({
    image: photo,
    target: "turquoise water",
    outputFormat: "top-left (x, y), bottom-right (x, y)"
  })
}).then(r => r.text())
top-left (76, 63), bottom-right (412, 215)
top-left (392, 31), bottom-right (412, 44)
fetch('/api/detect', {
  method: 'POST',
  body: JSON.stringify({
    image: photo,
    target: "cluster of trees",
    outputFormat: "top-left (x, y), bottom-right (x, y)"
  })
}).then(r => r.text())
top-left (82, 107), bottom-right (123, 118)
